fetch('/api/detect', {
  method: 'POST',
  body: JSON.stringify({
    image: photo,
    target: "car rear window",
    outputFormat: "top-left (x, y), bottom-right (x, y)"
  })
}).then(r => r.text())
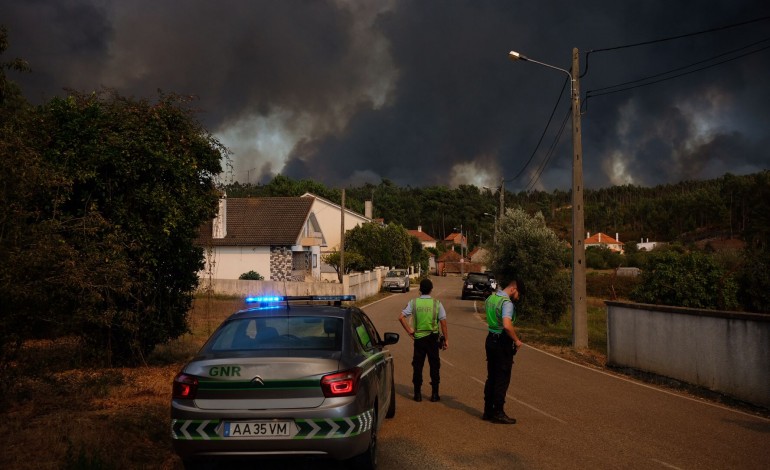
top-left (203, 316), bottom-right (343, 352)
top-left (468, 274), bottom-right (489, 283)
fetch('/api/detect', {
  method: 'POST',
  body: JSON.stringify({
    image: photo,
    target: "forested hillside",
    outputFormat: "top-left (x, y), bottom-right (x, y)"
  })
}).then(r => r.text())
top-left (225, 171), bottom-right (769, 251)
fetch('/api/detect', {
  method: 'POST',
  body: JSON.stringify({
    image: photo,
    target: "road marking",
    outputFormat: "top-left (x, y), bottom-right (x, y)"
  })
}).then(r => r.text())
top-left (527, 345), bottom-right (770, 423)
top-left (471, 376), bottom-right (567, 423)
top-left (649, 458), bottom-right (683, 469)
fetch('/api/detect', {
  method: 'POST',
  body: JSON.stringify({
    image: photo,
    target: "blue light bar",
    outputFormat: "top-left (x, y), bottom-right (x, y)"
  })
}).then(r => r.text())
top-left (245, 295), bottom-right (285, 303)
top-left (244, 295), bottom-right (356, 304)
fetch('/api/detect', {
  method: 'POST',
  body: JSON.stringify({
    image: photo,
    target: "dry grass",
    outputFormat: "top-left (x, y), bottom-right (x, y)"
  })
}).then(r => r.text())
top-left (0, 295), bottom-right (243, 470)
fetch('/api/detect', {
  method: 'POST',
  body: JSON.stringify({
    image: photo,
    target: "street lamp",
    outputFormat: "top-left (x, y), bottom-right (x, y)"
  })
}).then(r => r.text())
top-left (483, 211), bottom-right (497, 245)
top-left (508, 48), bottom-right (588, 349)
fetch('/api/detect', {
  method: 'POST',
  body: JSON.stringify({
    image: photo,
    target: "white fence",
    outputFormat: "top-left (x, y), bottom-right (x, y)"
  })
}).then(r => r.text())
top-left (606, 301), bottom-right (770, 408)
top-left (197, 268), bottom-right (386, 300)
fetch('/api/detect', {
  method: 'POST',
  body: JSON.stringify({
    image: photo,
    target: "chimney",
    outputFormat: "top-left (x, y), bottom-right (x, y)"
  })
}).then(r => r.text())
top-left (418, 225), bottom-right (422, 232)
top-left (365, 200), bottom-right (373, 219)
top-left (213, 193), bottom-right (227, 239)
top-left (616, 233), bottom-right (619, 242)
top-left (598, 233), bottom-right (602, 242)
top-left (587, 232), bottom-right (590, 238)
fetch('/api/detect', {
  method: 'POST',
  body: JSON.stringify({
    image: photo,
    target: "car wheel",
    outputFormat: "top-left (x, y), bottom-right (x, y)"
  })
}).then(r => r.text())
top-left (461, 293), bottom-right (467, 300)
top-left (349, 410), bottom-right (378, 470)
top-left (385, 379), bottom-right (396, 419)
top-left (182, 459), bottom-right (213, 470)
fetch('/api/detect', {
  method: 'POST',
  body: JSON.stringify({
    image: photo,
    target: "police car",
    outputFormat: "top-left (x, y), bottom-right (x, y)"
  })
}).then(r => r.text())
top-left (171, 295), bottom-right (399, 469)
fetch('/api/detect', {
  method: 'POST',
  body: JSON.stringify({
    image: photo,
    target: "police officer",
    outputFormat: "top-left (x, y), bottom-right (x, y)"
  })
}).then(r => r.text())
top-left (398, 278), bottom-right (448, 402)
top-left (483, 277), bottom-right (523, 424)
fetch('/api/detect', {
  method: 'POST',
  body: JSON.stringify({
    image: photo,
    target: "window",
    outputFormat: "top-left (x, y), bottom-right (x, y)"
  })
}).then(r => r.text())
top-left (204, 316), bottom-right (343, 352)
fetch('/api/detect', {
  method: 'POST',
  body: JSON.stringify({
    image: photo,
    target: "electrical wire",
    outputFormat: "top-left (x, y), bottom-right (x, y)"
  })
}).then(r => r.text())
top-left (525, 107), bottom-right (571, 192)
top-left (586, 42), bottom-right (770, 101)
top-left (580, 15), bottom-right (770, 78)
top-left (507, 76), bottom-right (570, 184)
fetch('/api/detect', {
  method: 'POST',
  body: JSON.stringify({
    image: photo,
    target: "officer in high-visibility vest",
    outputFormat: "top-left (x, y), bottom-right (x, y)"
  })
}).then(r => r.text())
top-left (399, 278), bottom-right (448, 402)
top-left (483, 277), bottom-right (523, 424)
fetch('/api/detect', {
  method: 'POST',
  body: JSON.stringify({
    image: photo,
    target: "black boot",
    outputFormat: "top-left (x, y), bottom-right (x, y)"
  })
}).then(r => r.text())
top-left (414, 386), bottom-right (422, 402)
top-left (430, 385), bottom-right (440, 402)
top-left (490, 411), bottom-right (517, 424)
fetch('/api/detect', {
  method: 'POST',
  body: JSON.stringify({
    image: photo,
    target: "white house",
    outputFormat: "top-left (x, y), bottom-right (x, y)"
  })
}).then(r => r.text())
top-left (301, 192), bottom-right (371, 252)
top-left (196, 195), bottom-right (325, 281)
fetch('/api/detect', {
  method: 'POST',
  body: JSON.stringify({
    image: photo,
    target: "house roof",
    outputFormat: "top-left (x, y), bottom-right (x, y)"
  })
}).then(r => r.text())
top-left (585, 232), bottom-right (623, 245)
top-left (300, 192), bottom-right (370, 222)
top-left (197, 197), bottom-right (314, 246)
top-left (444, 232), bottom-right (466, 245)
top-left (408, 229), bottom-right (436, 242)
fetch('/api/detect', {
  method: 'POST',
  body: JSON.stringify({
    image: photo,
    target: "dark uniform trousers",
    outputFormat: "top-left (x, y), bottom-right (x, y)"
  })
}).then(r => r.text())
top-left (412, 333), bottom-right (441, 387)
top-left (484, 332), bottom-right (514, 413)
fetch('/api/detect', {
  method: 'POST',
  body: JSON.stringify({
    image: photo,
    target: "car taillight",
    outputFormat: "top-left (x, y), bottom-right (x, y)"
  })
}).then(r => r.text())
top-left (321, 368), bottom-right (362, 397)
top-left (173, 373), bottom-right (199, 399)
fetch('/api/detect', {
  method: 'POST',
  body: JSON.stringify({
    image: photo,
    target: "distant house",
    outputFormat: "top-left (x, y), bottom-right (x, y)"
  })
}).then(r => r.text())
top-left (444, 232), bottom-right (467, 252)
top-left (637, 238), bottom-right (663, 251)
top-left (408, 226), bottom-right (437, 249)
top-left (585, 232), bottom-right (624, 253)
top-left (468, 247), bottom-right (490, 271)
top-left (196, 195), bottom-right (325, 281)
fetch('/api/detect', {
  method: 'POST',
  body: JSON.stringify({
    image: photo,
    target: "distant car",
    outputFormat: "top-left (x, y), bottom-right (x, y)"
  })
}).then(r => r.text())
top-left (461, 272), bottom-right (497, 300)
top-left (171, 295), bottom-right (400, 469)
top-left (382, 269), bottom-right (410, 293)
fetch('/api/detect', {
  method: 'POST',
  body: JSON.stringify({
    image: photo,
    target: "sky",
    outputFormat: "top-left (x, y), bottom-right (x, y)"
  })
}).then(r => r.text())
top-left (2, 0), bottom-right (769, 192)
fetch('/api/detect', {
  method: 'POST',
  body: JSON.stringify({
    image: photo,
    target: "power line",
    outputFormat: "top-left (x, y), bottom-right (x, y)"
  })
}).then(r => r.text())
top-left (581, 15), bottom-right (770, 78)
top-left (586, 43), bottom-right (770, 100)
top-left (507, 76), bottom-right (570, 184)
top-left (525, 107), bottom-right (571, 192)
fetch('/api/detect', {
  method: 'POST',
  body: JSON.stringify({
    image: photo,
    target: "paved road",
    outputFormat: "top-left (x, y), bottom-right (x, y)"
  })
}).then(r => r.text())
top-left (363, 275), bottom-right (770, 470)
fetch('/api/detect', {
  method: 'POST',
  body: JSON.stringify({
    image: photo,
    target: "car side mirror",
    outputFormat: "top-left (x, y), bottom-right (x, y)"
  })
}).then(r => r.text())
top-left (382, 332), bottom-right (400, 345)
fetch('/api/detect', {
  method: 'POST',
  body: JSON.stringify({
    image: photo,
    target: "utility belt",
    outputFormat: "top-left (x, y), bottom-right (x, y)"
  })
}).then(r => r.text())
top-left (487, 331), bottom-right (512, 342)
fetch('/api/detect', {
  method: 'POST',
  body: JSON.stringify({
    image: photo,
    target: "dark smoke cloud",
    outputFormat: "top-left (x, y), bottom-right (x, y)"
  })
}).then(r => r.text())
top-left (2, 0), bottom-right (769, 191)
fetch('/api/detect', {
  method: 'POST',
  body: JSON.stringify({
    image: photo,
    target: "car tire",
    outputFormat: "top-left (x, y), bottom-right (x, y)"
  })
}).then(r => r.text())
top-left (348, 410), bottom-right (378, 470)
top-left (385, 379), bottom-right (396, 419)
top-left (182, 459), bottom-right (213, 470)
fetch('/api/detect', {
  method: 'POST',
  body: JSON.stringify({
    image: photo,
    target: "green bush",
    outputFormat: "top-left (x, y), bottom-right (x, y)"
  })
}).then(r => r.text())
top-left (630, 250), bottom-right (738, 310)
top-left (239, 271), bottom-right (264, 281)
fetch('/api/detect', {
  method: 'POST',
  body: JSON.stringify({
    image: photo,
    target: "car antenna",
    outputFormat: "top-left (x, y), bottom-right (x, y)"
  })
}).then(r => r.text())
top-left (283, 280), bottom-right (290, 310)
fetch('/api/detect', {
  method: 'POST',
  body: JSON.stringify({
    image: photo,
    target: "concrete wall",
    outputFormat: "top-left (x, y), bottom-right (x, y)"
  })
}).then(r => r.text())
top-left (198, 267), bottom-right (385, 300)
top-left (606, 301), bottom-right (770, 408)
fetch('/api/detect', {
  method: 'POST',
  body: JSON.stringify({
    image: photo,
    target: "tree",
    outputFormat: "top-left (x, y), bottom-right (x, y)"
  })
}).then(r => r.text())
top-left (345, 222), bottom-right (412, 270)
top-left (0, 56), bottom-right (227, 367)
top-left (322, 250), bottom-right (368, 276)
top-left (488, 208), bottom-right (570, 323)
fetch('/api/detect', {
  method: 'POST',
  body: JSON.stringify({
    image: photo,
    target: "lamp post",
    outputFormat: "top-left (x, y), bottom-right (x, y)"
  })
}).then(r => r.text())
top-left (453, 225), bottom-right (465, 276)
top-left (508, 48), bottom-right (587, 349)
top-left (484, 211), bottom-right (497, 245)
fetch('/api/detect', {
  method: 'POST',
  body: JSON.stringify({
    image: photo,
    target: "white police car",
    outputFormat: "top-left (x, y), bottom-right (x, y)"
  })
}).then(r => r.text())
top-left (171, 295), bottom-right (399, 469)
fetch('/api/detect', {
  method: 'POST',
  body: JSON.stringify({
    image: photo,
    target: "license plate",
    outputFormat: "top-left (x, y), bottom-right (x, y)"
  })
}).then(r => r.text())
top-left (223, 420), bottom-right (295, 438)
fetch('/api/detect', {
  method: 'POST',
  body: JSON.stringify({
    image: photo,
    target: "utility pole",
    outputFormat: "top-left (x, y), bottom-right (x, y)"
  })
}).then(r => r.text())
top-left (508, 47), bottom-right (588, 349)
top-left (339, 189), bottom-right (345, 284)
top-left (499, 177), bottom-right (504, 222)
top-left (571, 48), bottom-right (588, 349)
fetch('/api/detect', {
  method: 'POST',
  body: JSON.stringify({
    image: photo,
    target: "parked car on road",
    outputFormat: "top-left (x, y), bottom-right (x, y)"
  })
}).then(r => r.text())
top-left (382, 269), bottom-right (410, 292)
top-left (461, 272), bottom-right (497, 300)
top-left (171, 295), bottom-right (400, 469)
